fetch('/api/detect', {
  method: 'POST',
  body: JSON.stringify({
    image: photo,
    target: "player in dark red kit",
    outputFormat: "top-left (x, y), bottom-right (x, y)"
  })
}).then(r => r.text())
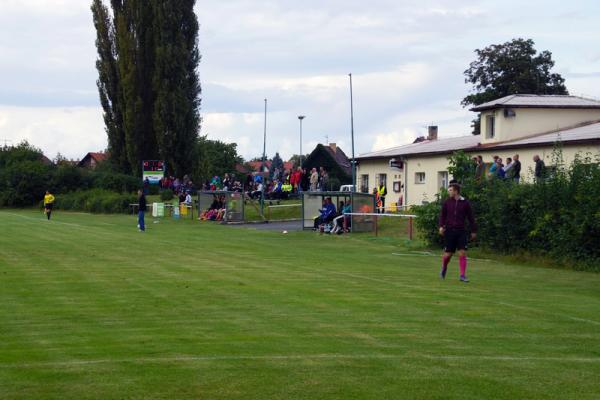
top-left (438, 181), bottom-right (477, 282)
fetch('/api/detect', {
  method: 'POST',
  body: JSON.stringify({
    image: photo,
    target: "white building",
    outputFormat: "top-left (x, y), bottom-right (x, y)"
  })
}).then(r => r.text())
top-left (356, 95), bottom-right (600, 207)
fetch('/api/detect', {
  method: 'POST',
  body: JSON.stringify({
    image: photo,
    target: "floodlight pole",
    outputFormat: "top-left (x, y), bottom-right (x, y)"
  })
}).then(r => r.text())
top-left (349, 73), bottom-right (356, 192)
top-left (261, 98), bottom-right (267, 216)
top-left (298, 115), bottom-right (305, 168)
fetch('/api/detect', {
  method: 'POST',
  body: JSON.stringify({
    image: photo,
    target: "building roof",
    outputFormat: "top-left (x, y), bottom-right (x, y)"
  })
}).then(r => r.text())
top-left (357, 135), bottom-right (481, 160)
top-left (486, 120), bottom-right (600, 151)
top-left (77, 152), bottom-right (107, 167)
top-left (324, 144), bottom-right (352, 175)
top-left (471, 95), bottom-right (600, 112)
top-left (357, 121), bottom-right (600, 160)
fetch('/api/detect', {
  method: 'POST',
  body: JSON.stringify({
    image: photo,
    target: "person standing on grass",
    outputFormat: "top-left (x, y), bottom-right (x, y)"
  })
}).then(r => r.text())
top-left (43, 190), bottom-right (55, 220)
top-left (438, 181), bottom-right (477, 282)
top-left (137, 189), bottom-right (146, 232)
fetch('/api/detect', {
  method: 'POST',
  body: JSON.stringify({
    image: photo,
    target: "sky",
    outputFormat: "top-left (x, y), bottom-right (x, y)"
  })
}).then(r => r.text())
top-left (1, 0), bottom-right (600, 161)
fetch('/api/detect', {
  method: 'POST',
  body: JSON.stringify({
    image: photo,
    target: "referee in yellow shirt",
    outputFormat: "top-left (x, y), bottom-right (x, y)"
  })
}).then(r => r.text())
top-left (44, 190), bottom-right (55, 220)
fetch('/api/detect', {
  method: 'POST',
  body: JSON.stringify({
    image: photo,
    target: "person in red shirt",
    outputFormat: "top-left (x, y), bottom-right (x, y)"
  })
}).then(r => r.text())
top-left (438, 181), bottom-right (477, 282)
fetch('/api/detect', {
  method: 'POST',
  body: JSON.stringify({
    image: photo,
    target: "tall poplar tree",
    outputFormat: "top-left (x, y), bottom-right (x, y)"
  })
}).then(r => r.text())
top-left (91, 0), bottom-right (201, 176)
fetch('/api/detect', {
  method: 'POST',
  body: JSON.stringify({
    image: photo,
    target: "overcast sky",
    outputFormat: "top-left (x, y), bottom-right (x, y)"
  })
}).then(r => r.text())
top-left (1, 0), bottom-right (600, 161)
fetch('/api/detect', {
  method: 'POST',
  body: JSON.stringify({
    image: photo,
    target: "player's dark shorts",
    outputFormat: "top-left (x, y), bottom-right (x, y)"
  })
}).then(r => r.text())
top-left (443, 228), bottom-right (467, 253)
top-left (45, 203), bottom-right (53, 210)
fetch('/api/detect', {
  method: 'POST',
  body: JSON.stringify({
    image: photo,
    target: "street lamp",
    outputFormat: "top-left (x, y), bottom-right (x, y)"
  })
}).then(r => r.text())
top-left (298, 115), bottom-right (305, 167)
top-left (349, 73), bottom-right (356, 192)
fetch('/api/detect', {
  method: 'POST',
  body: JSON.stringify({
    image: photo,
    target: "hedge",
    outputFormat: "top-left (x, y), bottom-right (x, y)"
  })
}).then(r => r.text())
top-left (413, 149), bottom-right (600, 271)
top-left (49, 189), bottom-right (136, 214)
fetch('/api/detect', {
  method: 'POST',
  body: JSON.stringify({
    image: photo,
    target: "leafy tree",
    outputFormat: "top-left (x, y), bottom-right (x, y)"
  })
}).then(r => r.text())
top-left (91, 0), bottom-right (201, 176)
top-left (463, 38), bottom-right (568, 134)
top-left (194, 136), bottom-right (243, 182)
top-left (271, 152), bottom-right (284, 175)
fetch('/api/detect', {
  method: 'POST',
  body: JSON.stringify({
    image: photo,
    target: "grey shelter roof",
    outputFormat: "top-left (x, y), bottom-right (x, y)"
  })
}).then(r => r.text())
top-left (357, 121), bottom-right (600, 160)
top-left (471, 95), bottom-right (600, 112)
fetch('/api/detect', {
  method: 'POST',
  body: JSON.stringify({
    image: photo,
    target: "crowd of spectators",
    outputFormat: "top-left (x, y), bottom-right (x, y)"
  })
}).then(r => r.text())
top-left (474, 153), bottom-right (546, 182)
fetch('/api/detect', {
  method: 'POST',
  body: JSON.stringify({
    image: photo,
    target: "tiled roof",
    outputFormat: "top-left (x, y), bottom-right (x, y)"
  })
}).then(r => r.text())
top-left (357, 135), bottom-right (480, 159)
top-left (471, 95), bottom-right (600, 111)
top-left (357, 121), bottom-right (600, 160)
top-left (324, 145), bottom-right (352, 175)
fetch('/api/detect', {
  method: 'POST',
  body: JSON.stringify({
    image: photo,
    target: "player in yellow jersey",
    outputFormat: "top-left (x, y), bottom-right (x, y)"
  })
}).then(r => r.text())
top-left (44, 190), bottom-right (55, 220)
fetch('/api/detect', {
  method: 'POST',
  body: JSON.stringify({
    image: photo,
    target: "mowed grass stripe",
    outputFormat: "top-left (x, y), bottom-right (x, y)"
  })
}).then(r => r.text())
top-left (0, 210), bottom-right (599, 399)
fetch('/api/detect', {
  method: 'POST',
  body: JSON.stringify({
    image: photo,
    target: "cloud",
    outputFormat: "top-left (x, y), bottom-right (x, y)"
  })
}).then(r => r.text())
top-left (0, 106), bottom-right (105, 159)
top-left (2, 0), bottom-right (600, 164)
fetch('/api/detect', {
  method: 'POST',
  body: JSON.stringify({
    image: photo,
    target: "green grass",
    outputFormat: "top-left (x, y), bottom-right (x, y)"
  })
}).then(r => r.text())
top-left (0, 209), bottom-right (599, 399)
top-left (244, 199), bottom-right (302, 222)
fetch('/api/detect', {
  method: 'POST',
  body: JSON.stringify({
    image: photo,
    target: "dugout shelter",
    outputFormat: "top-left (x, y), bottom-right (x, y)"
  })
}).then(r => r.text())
top-left (301, 191), bottom-right (375, 232)
top-left (197, 191), bottom-right (245, 223)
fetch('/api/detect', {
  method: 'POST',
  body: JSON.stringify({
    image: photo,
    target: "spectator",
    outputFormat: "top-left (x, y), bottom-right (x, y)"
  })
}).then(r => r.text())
top-left (290, 167), bottom-right (303, 193)
top-left (377, 181), bottom-right (387, 213)
top-left (184, 191), bottom-right (193, 206)
top-left (313, 197), bottom-right (336, 230)
top-left (310, 168), bottom-right (319, 191)
top-left (495, 158), bottom-right (505, 179)
top-left (249, 181), bottom-right (263, 200)
top-left (475, 155), bottom-right (486, 182)
top-left (488, 155), bottom-right (499, 176)
top-left (512, 154), bottom-right (521, 183)
top-left (222, 173), bottom-right (231, 191)
top-left (534, 155), bottom-right (546, 181)
top-left (504, 157), bottom-right (514, 179)
top-left (320, 168), bottom-right (329, 191)
top-left (332, 200), bottom-right (352, 234)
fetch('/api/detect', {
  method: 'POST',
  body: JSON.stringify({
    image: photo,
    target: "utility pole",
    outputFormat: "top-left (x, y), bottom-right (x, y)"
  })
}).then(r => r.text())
top-left (261, 98), bottom-right (267, 216)
top-left (349, 73), bottom-right (356, 192)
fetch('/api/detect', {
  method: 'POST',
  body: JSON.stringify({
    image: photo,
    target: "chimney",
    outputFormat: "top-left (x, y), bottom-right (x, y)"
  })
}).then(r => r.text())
top-left (427, 126), bottom-right (438, 141)
top-left (329, 143), bottom-right (337, 153)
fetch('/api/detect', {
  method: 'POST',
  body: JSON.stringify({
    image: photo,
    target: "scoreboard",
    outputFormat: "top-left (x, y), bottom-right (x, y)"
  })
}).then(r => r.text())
top-left (142, 160), bottom-right (165, 184)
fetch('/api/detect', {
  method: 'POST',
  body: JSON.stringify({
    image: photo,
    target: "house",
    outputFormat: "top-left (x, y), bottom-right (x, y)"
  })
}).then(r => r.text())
top-left (303, 143), bottom-right (352, 190)
top-left (237, 160), bottom-right (295, 174)
top-left (78, 152), bottom-right (108, 169)
top-left (356, 95), bottom-right (600, 206)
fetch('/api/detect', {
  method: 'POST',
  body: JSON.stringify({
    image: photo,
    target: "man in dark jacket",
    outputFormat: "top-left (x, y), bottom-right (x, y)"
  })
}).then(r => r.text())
top-left (534, 155), bottom-right (546, 181)
top-left (512, 154), bottom-right (521, 183)
top-left (438, 182), bottom-right (477, 282)
top-left (137, 189), bottom-right (147, 232)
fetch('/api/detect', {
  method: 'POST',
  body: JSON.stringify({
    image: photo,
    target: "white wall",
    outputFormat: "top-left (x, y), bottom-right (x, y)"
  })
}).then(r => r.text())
top-left (358, 143), bottom-right (600, 207)
top-left (480, 108), bottom-right (600, 144)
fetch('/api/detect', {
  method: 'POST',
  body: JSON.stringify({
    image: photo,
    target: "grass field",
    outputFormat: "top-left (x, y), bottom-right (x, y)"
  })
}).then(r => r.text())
top-left (1, 209), bottom-right (599, 399)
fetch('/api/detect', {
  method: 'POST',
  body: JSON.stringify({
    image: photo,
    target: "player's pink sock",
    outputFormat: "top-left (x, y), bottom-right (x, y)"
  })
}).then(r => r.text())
top-left (442, 254), bottom-right (451, 268)
top-left (459, 256), bottom-right (467, 277)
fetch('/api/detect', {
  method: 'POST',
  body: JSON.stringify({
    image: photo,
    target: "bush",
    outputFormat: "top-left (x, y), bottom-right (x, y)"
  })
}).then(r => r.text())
top-left (160, 189), bottom-right (174, 201)
top-left (52, 189), bottom-right (136, 214)
top-left (414, 149), bottom-right (600, 271)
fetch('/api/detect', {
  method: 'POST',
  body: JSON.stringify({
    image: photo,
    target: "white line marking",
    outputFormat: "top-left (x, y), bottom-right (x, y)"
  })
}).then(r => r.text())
top-left (2, 353), bottom-right (599, 369)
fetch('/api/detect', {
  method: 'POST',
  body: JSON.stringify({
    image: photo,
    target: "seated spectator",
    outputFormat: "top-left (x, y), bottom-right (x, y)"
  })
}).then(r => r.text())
top-left (331, 200), bottom-right (351, 234)
top-left (247, 182), bottom-right (263, 200)
top-left (199, 195), bottom-right (226, 221)
top-left (313, 197), bottom-right (337, 230)
top-left (184, 191), bottom-right (193, 206)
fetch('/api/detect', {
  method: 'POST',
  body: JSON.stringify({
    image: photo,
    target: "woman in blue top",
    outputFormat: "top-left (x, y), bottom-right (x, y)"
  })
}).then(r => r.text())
top-left (331, 200), bottom-right (352, 234)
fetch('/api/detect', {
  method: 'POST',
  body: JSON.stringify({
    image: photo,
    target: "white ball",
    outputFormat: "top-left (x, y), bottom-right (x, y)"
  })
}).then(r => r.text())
top-left (282, 230), bottom-right (288, 234)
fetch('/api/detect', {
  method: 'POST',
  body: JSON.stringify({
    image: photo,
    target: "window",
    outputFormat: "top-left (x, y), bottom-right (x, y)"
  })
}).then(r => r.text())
top-left (437, 171), bottom-right (448, 189)
top-left (377, 173), bottom-right (387, 187)
top-left (360, 174), bottom-right (369, 193)
top-left (486, 115), bottom-right (495, 139)
top-left (415, 172), bottom-right (426, 184)
top-left (393, 181), bottom-right (402, 193)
